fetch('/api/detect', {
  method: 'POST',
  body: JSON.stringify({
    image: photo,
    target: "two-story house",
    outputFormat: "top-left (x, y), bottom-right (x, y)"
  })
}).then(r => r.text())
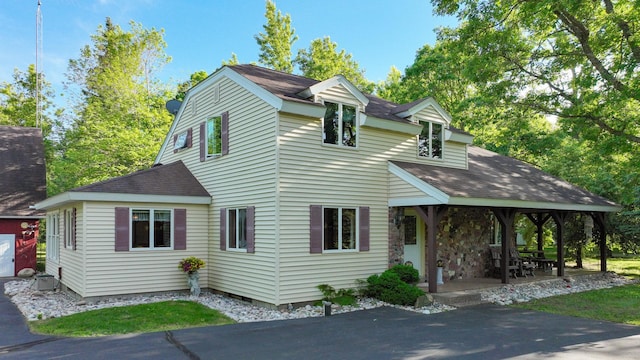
top-left (36, 64), bottom-right (619, 307)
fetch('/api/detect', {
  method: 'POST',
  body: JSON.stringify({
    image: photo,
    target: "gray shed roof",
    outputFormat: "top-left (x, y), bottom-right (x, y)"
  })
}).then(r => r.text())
top-left (36, 161), bottom-right (210, 210)
top-left (0, 126), bottom-right (46, 217)
top-left (391, 146), bottom-right (619, 212)
top-left (72, 161), bottom-right (209, 196)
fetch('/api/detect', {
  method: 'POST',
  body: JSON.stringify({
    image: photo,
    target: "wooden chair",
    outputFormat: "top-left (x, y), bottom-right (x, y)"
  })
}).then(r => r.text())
top-left (510, 248), bottom-right (535, 277)
top-left (490, 247), bottom-right (519, 278)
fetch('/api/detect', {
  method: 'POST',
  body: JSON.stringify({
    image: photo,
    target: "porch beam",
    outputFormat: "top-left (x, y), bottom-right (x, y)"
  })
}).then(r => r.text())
top-left (525, 213), bottom-right (551, 252)
top-left (590, 212), bottom-right (608, 272)
top-left (413, 205), bottom-right (447, 293)
top-left (551, 211), bottom-right (570, 277)
top-left (493, 208), bottom-right (517, 284)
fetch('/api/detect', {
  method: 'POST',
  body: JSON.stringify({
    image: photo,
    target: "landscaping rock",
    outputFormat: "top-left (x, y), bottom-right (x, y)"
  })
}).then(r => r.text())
top-left (17, 268), bottom-right (35, 278)
top-left (415, 294), bottom-right (434, 308)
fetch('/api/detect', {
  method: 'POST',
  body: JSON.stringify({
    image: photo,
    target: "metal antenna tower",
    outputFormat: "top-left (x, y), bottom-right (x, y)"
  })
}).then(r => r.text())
top-left (35, 0), bottom-right (43, 128)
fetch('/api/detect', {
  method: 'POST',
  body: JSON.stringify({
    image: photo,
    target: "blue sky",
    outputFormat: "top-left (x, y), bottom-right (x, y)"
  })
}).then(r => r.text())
top-left (1, 0), bottom-right (457, 105)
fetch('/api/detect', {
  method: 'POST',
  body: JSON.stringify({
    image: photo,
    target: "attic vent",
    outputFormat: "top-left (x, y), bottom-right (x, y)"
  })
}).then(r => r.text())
top-left (213, 85), bottom-right (220, 104)
top-left (191, 98), bottom-right (197, 116)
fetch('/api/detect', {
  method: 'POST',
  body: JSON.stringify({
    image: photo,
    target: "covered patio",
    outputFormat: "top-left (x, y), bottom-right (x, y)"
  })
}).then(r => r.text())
top-left (388, 146), bottom-right (621, 293)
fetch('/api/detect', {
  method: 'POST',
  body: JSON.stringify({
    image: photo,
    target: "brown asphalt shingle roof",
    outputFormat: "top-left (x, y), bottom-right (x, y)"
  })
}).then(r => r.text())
top-left (0, 126), bottom-right (47, 217)
top-left (72, 161), bottom-right (209, 197)
top-left (229, 64), bottom-right (470, 135)
top-left (392, 146), bottom-right (617, 207)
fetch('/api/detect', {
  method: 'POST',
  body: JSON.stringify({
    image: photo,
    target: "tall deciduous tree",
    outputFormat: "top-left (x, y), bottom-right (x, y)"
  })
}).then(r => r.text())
top-left (431, 0), bottom-right (639, 146)
top-left (295, 36), bottom-right (373, 93)
top-left (255, 0), bottom-right (297, 73)
top-left (0, 64), bottom-right (58, 165)
top-left (50, 18), bottom-right (172, 195)
top-left (428, 0), bottom-right (639, 250)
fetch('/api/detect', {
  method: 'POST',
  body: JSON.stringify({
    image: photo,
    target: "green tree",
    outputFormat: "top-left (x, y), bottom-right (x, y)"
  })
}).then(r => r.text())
top-left (175, 70), bottom-right (208, 101)
top-left (222, 53), bottom-right (239, 66)
top-left (50, 18), bottom-right (172, 195)
top-left (429, 0), bottom-right (639, 250)
top-left (0, 64), bottom-right (59, 165)
top-left (254, 0), bottom-right (297, 73)
top-left (431, 0), bottom-right (639, 148)
top-left (295, 36), bottom-right (373, 93)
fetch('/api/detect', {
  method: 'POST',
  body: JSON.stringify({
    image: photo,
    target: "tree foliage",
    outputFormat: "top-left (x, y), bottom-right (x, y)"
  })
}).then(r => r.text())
top-left (422, 0), bottom-right (639, 250)
top-left (254, 0), bottom-right (298, 73)
top-left (49, 18), bottom-right (173, 195)
top-left (295, 36), bottom-right (374, 93)
top-left (0, 64), bottom-right (58, 165)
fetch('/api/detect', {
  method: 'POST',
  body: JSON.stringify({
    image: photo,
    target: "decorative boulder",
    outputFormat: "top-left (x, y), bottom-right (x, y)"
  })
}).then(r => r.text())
top-left (17, 268), bottom-right (36, 278)
top-left (414, 294), bottom-right (434, 308)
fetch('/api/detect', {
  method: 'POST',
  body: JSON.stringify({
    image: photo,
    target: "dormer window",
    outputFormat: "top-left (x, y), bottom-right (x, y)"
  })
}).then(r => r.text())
top-left (418, 121), bottom-right (443, 159)
top-left (322, 101), bottom-right (357, 148)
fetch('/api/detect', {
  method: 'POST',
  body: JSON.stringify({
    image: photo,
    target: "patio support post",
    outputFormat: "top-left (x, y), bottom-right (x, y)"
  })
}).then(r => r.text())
top-left (551, 211), bottom-right (569, 277)
top-left (493, 208), bottom-right (517, 284)
top-left (591, 212), bottom-right (607, 272)
top-left (525, 213), bottom-right (550, 252)
top-left (413, 205), bottom-right (446, 293)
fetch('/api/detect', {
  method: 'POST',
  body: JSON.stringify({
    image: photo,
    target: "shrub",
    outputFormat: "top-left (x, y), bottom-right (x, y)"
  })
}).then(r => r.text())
top-left (388, 264), bottom-right (419, 284)
top-left (316, 284), bottom-right (357, 306)
top-left (363, 270), bottom-right (424, 306)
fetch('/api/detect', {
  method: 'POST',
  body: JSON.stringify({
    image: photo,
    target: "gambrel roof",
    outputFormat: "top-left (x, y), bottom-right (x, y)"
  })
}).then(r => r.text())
top-left (0, 126), bottom-right (46, 218)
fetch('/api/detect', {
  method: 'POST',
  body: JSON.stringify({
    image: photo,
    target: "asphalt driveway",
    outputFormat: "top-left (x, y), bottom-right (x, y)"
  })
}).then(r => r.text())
top-left (2, 279), bottom-right (639, 359)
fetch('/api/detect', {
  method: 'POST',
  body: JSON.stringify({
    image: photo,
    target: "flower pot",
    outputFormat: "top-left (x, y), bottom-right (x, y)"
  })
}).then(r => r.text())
top-left (187, 270), bottom-right (201, 296)
top-left (436, 267), bottom-right (444, 285)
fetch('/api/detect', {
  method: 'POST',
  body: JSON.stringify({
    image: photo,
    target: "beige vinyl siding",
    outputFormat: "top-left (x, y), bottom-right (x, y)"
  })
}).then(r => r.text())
top-left (389, 172), bottom-right (428, 199)
top-left (317, 85), bottom-right (363, 108)
top-left (57, 205), bottom-right (84, 295)
top-left (158, 77), bottom-right (279, 305)
top-left (277, 112), bottom-right (391, 304)
top-left (81, 202), bottom-right (209, 297)
top-left (409, 106), bottom-right (468, 169)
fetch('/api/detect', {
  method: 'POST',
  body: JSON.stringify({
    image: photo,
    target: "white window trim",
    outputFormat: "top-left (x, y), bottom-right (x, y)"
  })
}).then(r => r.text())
top-left (323, 206), bottom-right (359, 253)
top-left (321, 100), bottom-right (359, 149)
top-left (64, 210), bottom-right (73, 249)
top-left (46, 212), bottom-right (60, 261)
top-left (417, 120), bottom-right (445, 160)
top-left (130, 208), bottom-right (174, 251)
top-left (226, 207), bottom-right (248, 252)
top-left (206, 115), bottom-right (222, 158)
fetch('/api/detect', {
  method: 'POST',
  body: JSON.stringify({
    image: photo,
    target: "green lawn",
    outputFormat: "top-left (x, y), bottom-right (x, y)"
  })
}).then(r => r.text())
top-left (29, 300), bottom-right (236, 337)
top-left (513, 284), bottom-right (640, 326)
top-left (513, 254), bottom-right (640, 325)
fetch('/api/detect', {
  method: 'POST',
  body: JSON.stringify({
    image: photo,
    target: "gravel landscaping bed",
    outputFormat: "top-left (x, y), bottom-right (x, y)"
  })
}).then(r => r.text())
top-left (4, 272), bottom-right (634, 322)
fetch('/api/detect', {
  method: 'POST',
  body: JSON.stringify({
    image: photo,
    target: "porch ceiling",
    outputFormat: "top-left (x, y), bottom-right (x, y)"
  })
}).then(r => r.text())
top-left (389, 146), bottom-right (621, 213)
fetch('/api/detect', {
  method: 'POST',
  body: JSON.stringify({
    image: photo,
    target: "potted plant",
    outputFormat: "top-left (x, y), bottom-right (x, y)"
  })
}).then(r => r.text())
top-left (436, 259), bottom-right (444, 285)
top-left (179, 257), bottom-right (205, 296)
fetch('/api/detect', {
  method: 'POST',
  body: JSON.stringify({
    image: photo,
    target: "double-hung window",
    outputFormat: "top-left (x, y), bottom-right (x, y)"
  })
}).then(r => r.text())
top-left (131, 209), bottom-right (172, 249)
top-left (323, 207), bottom-right (358, 251)
top-left (227, 208), bottom-right (247, 250)
top-left (206, 116), bottom-right (222, 157)
top-left (418, 121), bottom-right (443, 159)
top-left (220, 206), bottom-right (255, 253)
top-left (323, 101), bottom-right (357, 147)
top-left (46, 213), bottom-right (60, 261)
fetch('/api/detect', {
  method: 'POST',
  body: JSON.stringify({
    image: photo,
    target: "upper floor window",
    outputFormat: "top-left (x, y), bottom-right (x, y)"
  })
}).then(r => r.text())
top-left (200, 112), bottom-right (229, 161)
top-left (206, 116), bottom-right (222, 157)
top-left (131, 209), bottom-right (172, 249)
top-left (418, 121), bottom-right (443, 159)
top-left (323, 101), bottom-right (357, 147)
